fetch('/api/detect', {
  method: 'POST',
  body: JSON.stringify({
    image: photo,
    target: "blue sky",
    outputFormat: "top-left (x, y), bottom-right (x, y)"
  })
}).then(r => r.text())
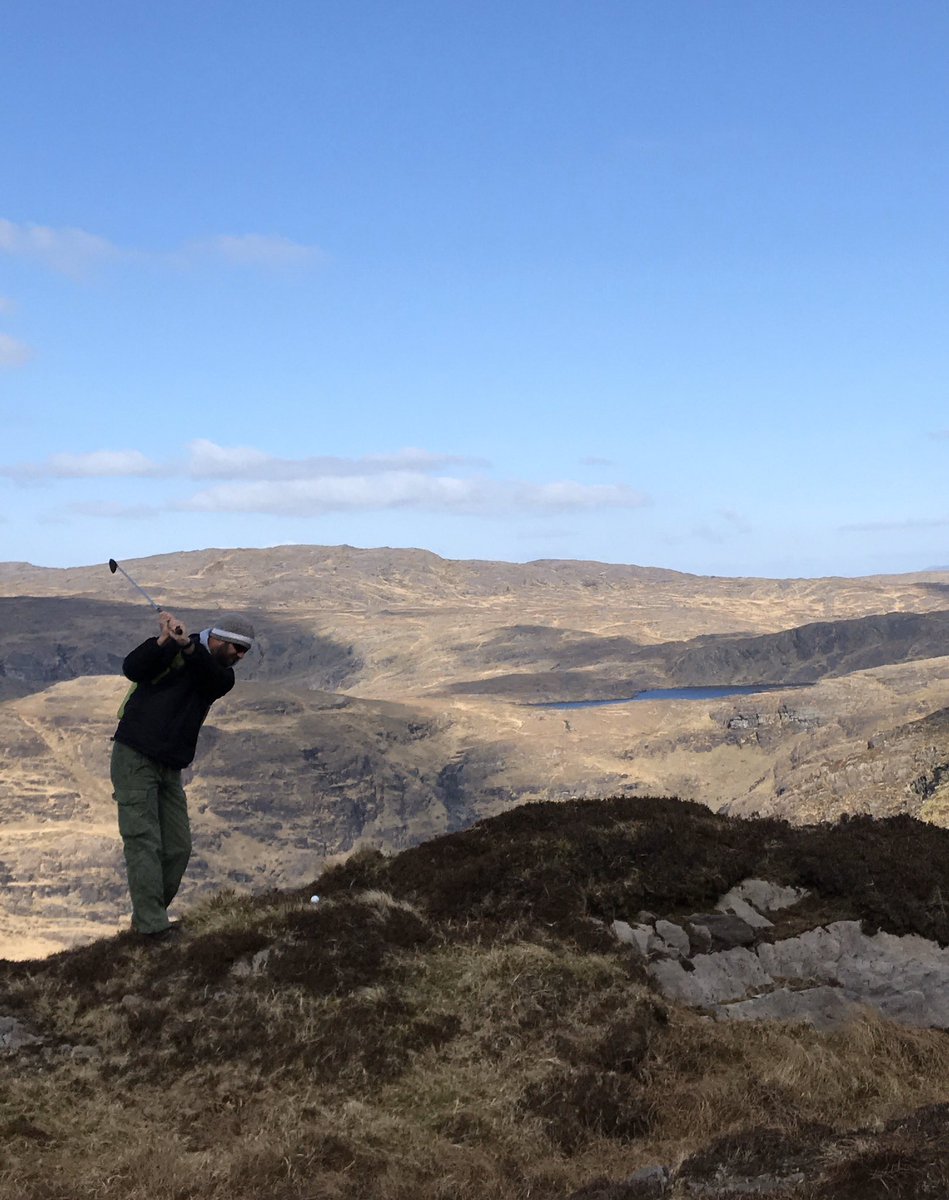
top-left (2, 1), bottom-right (948, 578)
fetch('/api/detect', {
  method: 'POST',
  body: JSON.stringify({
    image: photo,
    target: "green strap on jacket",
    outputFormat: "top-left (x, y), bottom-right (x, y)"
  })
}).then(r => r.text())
top-left (117, 651), bottom-right (185, 718)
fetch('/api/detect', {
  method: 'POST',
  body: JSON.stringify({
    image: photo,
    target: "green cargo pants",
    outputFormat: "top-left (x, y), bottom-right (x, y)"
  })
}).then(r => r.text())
top-left (111, 740), bottom-right (192, 934)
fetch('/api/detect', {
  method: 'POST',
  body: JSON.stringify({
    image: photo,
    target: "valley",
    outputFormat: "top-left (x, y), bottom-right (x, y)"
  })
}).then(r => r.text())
top-left (2, 545), bottom-right (948, 957)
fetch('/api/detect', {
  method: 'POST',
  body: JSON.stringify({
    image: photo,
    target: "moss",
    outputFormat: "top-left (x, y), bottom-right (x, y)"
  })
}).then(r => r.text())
top-left (181, 928), bottom-right (271, 986)
top-left (267, 896), bottom-right (432, 996)
top-left (521, 1066), bottom-right (651, 1152)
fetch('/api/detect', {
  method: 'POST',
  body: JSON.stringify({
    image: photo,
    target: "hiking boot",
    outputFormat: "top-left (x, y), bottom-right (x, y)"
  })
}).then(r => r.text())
top-left (138, 924), bottom-right (184, 943)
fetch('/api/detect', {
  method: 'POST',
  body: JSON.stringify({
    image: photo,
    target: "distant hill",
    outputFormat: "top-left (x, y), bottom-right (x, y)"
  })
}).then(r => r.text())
top-left (3, 544), bottom-right (949, 702)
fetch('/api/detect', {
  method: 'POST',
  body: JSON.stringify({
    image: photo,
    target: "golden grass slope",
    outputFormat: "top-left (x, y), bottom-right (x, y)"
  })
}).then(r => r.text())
top-left (4, 655), bottom-right (949, 959)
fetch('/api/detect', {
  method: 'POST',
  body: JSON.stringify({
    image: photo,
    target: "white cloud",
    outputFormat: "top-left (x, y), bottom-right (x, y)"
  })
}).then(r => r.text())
top-left (184, 440), bottom-right (488, 480)
top-left (0, 333), bottom-right (33, 368)
top-left (5, 441), bottom-right (481, 482)
top-left (0, 439), bottom-right (649, 520)
top-left (186, 233), bottom-right (321, 268)
top-left (66, 501), bottom-right (161, 519)
top-left (186, 439), bottom-right (277, 476)
top-left (2, 449), bottom-right (163, 480)
top-left (178, 473), bottom-right (647, 517)
top-left (364, 447), bottom-right (491, 471)
top-left (0, 217), bottom-right (321, 276)
top-left (0, 217), bottom-right (120, 274)
top-left (841, 516), bottom-right (949, 532)
top-left (524, 481), bottom-right (642, 509)
top-left (579, 455), bottom-right (615, 467)
top-left (0, 296), bottom-right (15, 314)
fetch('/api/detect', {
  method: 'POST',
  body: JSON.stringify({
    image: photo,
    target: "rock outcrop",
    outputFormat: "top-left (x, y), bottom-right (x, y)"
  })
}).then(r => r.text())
top-left (614, 876), bottom-right (949, 1030)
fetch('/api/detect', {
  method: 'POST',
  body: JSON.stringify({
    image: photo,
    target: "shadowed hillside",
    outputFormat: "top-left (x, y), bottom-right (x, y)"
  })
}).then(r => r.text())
top-left (445, 609), bottom-right (949, 700)
top-left (4, 796), bottom-right (949, 1199)
top-left (0, 597), bottom-right (361, 702)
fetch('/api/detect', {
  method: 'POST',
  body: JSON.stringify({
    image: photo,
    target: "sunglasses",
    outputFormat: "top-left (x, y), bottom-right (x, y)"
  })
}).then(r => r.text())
top-left (228, 641), bottom-right (250, 655)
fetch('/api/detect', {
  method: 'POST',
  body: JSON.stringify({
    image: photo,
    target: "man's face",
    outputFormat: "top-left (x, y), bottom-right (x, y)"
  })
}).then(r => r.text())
top-left (209, 636), bottom-right (250, 667)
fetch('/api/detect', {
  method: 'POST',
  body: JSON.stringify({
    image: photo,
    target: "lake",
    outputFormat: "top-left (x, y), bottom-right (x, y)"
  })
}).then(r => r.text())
top-left (533, 684), bottom-right (808, 710)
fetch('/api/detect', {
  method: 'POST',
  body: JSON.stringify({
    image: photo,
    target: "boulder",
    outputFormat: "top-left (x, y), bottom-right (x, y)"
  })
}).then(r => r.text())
top-left (654, 919), bottom-right (691, 957)
top-left (728, 879), bottom-right (806, 913)
top-left (611, 920), bottom-right (654, 956)
top-left (683, 912), bottom-right (757, 949)
top-left (684, 922), bottom-right (713, 955)
top-left (0, 1015), bottom-right (41, 1051)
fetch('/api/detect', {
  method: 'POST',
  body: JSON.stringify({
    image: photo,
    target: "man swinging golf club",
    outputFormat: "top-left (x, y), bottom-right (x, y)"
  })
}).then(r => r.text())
top-left (111, 608), bottom-right (255, 940)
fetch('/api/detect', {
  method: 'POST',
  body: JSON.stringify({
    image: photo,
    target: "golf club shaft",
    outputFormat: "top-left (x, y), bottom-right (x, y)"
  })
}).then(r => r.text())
top-left (111, 560), bottom-right (161, 610)
top-left (109, 559), bottom-right (183, 634)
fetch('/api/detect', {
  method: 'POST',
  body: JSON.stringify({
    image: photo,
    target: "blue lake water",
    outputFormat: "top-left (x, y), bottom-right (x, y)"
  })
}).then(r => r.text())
top-left (533, 684), bottom-right (806, 710)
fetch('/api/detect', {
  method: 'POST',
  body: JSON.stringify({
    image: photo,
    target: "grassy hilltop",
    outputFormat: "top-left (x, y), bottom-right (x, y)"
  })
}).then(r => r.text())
top-left (4, 795), bottom-right (949, 1199)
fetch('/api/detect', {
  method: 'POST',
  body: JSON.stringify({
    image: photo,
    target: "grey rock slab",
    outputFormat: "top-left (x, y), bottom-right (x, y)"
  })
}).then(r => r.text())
top-left (647, 959), bottom-right (697, 1005)
top-left (650, 947), bottom-right (773, 1007)
top-left (716, 894), bottom-right (773, 929)
top-left (654, 919), bottom-right (691, 957)
top-left (755, 921), bottom-right (949, 1025)
top-left (728, 879), bottom-right (807, 914)
top-left (877, 988), bottom-right (931, 1025)
top-left (716, 985), bottom-right (861, 1031)
top-left (757, 925), bottom-right (847, 984)
top-left (650, 916), bottom-right (949, 1029)
top-left (612, 920), bottom-right (654, 956)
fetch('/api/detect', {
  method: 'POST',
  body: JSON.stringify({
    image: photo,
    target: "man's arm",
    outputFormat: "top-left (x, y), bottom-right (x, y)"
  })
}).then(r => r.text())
top-left (122, 610), bottom-right (194, 682)
top-left (122, 636), bottom-right (181, 682)
top-left (164, 613), bottom-right (235, 701)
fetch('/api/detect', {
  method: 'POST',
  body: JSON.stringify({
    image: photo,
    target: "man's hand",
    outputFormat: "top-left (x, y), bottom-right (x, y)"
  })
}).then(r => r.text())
top-left (157, 611), bottom-right (190, 647)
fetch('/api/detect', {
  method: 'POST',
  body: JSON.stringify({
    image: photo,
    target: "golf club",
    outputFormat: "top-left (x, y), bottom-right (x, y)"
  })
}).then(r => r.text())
top-left (109, 558), bottom-right (183, 634)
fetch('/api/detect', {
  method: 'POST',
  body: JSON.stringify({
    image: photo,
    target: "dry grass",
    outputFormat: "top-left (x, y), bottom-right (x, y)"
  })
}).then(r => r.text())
top-left (644, 1008), bottom-right (949, 1154)
top-left (5, 797), bottom-right (949, 1199)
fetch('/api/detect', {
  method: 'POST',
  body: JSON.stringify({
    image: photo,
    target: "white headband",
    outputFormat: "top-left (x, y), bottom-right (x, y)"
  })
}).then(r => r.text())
top-left (210, 626), bottom-right (253, 648)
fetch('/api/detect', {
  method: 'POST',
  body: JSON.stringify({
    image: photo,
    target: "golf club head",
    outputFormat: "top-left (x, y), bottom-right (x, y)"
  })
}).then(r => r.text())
top-left (109, 558), bottom-right (118, 574)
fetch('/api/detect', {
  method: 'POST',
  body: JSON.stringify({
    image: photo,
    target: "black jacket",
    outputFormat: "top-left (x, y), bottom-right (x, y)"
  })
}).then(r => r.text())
top-left (113, 634), bottom-right (235, 769)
